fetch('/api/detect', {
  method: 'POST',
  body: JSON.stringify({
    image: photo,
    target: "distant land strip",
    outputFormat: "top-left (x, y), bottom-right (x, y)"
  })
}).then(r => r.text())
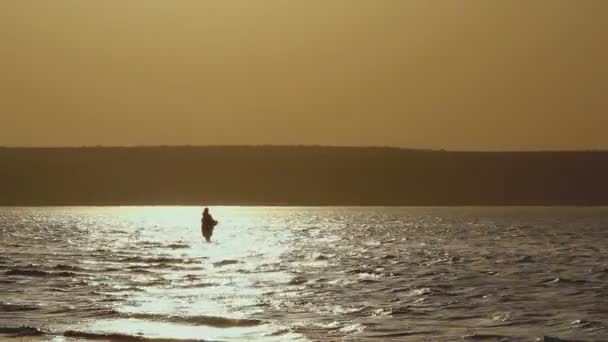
top-left (1, 146), bottom-right (607, 206)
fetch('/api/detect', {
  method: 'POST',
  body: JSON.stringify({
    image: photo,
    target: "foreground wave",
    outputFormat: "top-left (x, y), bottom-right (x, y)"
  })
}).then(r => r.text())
top-left (0, 325), bottom-right (593, 342)
top-left (124, 313), bottom-right (262, 328)
top-left (0, 326), bottom-right (210, 342)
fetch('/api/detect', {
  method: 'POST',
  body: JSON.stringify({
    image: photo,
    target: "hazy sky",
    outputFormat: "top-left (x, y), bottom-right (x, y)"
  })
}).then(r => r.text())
top-left (1, 1), bottom-right (607, 150)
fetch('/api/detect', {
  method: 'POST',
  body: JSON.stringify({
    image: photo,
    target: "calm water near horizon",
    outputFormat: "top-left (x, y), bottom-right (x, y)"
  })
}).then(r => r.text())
top-left (1, 206), bottom-right (607, 341)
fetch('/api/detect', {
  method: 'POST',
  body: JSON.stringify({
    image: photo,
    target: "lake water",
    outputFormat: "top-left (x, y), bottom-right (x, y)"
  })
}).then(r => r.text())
top-left (1, 207), bottom-right (607, 341)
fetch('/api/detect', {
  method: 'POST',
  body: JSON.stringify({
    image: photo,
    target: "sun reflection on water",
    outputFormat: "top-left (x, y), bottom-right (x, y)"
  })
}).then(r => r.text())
top-left (64, 206), bottom-right (304, 341)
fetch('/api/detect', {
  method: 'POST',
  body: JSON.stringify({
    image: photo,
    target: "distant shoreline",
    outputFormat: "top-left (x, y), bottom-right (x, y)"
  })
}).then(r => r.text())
top-left (2, 146), bottom-right (607, 206)
top-left (4, 203), bottom-right (608, 207)
top-left (1, 145), bottom-right (606, 153)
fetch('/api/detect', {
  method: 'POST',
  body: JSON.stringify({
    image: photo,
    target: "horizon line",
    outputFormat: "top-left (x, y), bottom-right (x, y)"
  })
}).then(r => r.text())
top-left (0, 144), bottom-right (607, 153)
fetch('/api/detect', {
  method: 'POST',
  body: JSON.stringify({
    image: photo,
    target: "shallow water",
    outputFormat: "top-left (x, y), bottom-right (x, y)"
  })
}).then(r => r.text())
top-left (1, 207), bottom-right (607, 341)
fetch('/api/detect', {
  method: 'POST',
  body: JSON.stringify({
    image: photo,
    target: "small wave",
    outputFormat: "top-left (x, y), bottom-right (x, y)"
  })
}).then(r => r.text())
top-left (212, 259), bottom-right (239, 267)
top-left (388, 286), bottom-right (413, 294)
top-left (175, 282), bottom-right (216, 289)
top-left (182, 274), bottom-right (201, 281)
top-left (371, 308), bottom-right (393, 317)
top-left (126, 266), bottom-right (155, 274)
top-left (332, 306), bottom-right (367, 315)
top-left (125, 313), bottom-right (262, 328)
top-left (515, 255), bottom-right (535, 263)
top-left (5, 269), bottom-right (48, 277)
top-left (166, 242), bottom-right (191, 249)
top-left (0, 326), bottom-right (45, 336)
top-left (118, 256), bottom-right (202, 265)
top-left (538, 336), bottom-right (589, 342)
top-left (135, 278), bottom-right (172, 287)
top-left (0, 302), bottom-right (41, 312)
top-left (543, 277), bottom-right (588, 285)
top-left (136, 241), bottom-right (164, 248)
top-left (569, 319), bottom-right (602, 329)
top-left (327, 278), bottom-right (356, 286)
top-left (463, 333), bottom-right (515, 340)
top-left (371, 330), bottom-right (436, 338)
top-left (5, 269), bottom-right (80, 278)
top-left (380, 254), bottom-right (398, 260)
top-left (407, 287), bottom-right (440, 297)
top-left (106, 285), bottom-right (145, 293)
top-left (63, 330), bottom-right (207, 342)
top-left (82, 311), bottom-right (123, 320)
top-left (311, 321), bottom-right (342, 330)
top-left (339, 323), bottom-right (365, 334)
top-left (309, 252), bottom-right (333, 261)
top-left (363, 241), bottom-right (382, 247)
top-left (52, 264), bottom-right (89, 272)
top-left (266, 327), bottom-right (292, 336)
top-left (287, 276), bottom-right (308, 285)
top-left (119, 256), bottom-right (177, 264)
top-left (357, 272), bottom-right (383, 282)
top-left (169, 265), bottom-right (205, 272)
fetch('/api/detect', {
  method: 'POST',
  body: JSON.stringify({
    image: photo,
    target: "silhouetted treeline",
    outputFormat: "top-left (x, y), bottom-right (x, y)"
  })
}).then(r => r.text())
top-left (0, 146), bottom-right (607, 206)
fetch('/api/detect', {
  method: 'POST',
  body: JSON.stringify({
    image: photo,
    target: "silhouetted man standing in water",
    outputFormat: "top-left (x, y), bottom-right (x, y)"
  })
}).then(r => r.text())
top-left (201, 208), bottom-right (218, 242)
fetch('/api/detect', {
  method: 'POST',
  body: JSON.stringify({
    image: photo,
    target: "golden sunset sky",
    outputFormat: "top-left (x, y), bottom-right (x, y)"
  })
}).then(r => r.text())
top-left (1, 1), bottom-right (606, 150)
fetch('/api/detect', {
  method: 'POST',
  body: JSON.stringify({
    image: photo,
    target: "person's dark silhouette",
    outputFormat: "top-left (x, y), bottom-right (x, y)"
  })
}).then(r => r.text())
top-left (201, 207), bottom-right (218, 242)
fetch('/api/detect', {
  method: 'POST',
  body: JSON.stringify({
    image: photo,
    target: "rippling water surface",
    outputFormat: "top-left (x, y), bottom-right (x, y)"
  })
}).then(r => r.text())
top-left (1, 207), bottom-right (607, 341)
